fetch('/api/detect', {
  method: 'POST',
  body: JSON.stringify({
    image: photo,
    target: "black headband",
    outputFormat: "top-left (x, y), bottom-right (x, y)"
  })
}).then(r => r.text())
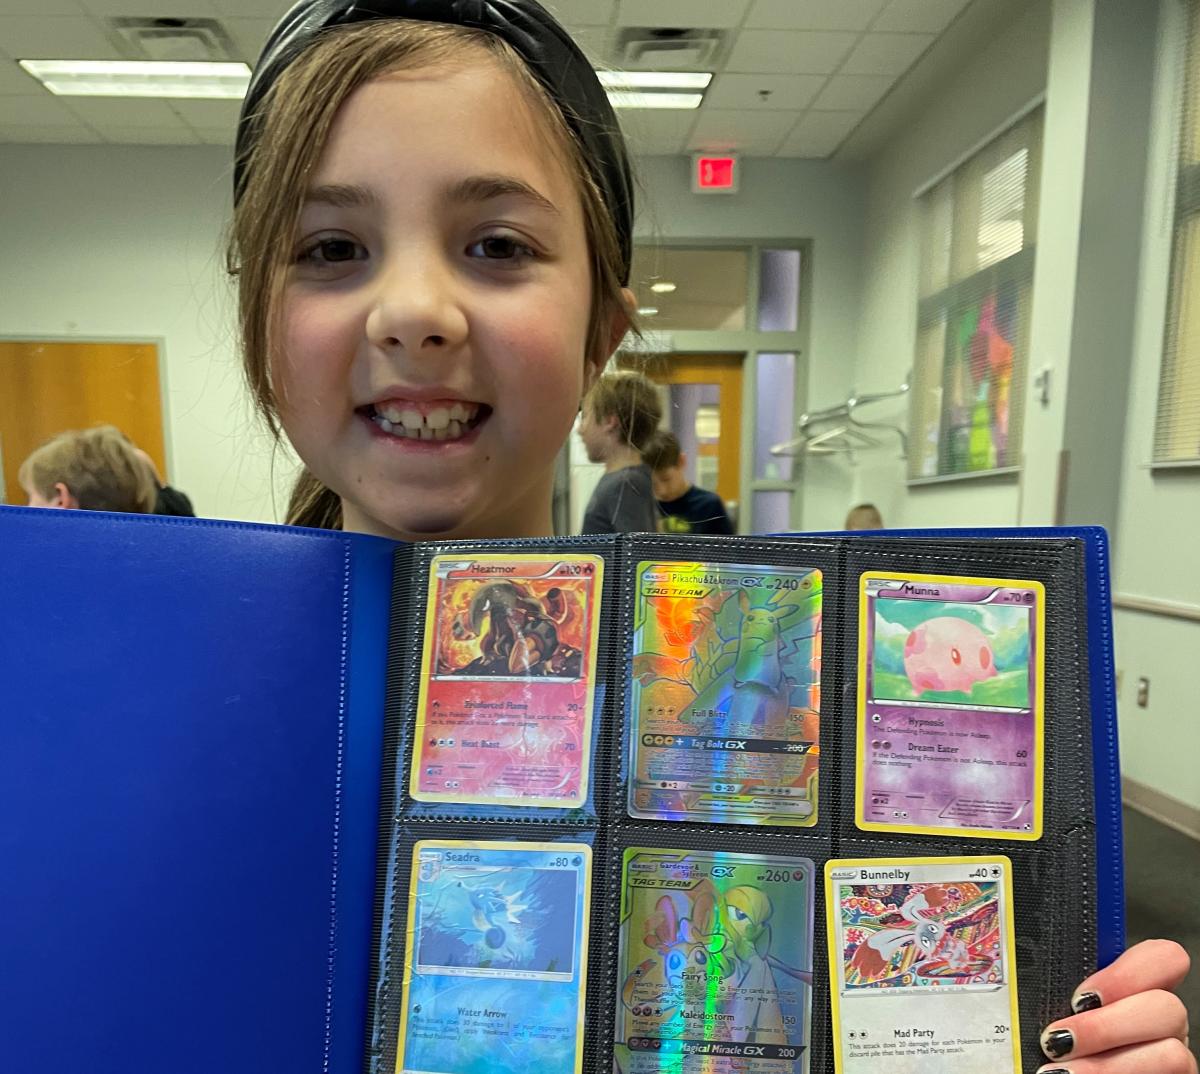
top-left (234, 0), bottom-right (633, 282)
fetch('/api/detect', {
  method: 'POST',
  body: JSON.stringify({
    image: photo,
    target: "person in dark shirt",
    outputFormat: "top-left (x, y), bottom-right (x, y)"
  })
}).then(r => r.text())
top-left (577, 370), bottom-right (663, 533)
top-left (641, 430), bottom-right (734, 536)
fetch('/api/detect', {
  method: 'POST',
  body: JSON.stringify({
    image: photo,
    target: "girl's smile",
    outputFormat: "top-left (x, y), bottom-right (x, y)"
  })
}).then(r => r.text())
top-left (277, 60), bottom-right (609, 542)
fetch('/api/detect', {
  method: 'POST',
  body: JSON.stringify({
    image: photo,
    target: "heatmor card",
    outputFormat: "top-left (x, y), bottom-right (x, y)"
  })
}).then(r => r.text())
top-left (410, 554), bottom-right (602, 808)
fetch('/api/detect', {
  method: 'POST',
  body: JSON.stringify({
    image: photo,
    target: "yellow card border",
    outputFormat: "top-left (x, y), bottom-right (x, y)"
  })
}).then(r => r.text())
top-left (855, 570), bottom-right (1046, 841)
top-left (823, 854), bottom-right (1023, 1074)
top-left (409, 553), bottom-right (604, 808)
top-left (395, 839), bottom-right (593, 1074)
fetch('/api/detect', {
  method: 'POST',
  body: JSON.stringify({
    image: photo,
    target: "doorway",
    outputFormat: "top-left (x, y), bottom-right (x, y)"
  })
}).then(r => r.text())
top-left (620, 352), bottom-right (743, 517)
top-left (0, 340), bottom-right (166, 505)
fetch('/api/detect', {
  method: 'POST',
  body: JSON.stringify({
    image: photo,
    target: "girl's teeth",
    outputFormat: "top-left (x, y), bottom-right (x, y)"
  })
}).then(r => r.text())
top-left (450, 403), bottom-right (468, 423)
top-left (399, 408), bottom-right (423, 429)
top-left (447, 419), bottom-right (462, 438)
top-left (426, 408), bottom-right (450, 430)
top-left (378, 418), bottom-right (394, 433)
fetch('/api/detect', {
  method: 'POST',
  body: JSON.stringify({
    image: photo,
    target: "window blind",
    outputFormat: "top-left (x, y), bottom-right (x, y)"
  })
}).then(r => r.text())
top-left (1154, 0), bottom-right (1200, 464)
top-left (909, 109), bottom-right (1044, 480)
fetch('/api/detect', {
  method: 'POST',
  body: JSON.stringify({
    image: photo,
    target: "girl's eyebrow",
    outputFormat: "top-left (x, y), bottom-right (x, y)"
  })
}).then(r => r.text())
top-left (301, 175), bottom-right (559, 215)
top-left (445, 174), bottom-right (560, 216)
top-left (303, 183), bottom-right (378, 209)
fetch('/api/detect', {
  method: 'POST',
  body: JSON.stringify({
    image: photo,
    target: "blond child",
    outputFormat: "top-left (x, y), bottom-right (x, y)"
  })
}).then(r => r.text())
top-left (18, 424), bottom-right (156, 514)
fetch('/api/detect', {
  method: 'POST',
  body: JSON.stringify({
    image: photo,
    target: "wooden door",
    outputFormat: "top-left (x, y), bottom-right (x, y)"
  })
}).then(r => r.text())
top-left (620, 352), bottom-right (743, 509)
top-left (0, 341), bottom-right (165, 505)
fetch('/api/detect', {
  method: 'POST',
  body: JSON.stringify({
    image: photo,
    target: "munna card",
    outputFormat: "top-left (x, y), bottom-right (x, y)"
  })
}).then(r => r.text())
top-left (825, 856), bottom-right (1021, 1074)
top-left (629, 562), bottom-right (822, 826)
top-left (411, 554), bottom-right (603, 808)
top-left (396, 840), bottom-right (591, 1074)
top-left (857, 572), bottom-right (1045, 839)
top-left (616, 847), bottom-right (815, 1074)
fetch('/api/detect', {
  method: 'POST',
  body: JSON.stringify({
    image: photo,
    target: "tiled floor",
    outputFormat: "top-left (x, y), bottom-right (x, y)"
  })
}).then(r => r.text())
top-left (1122, 806), bottom-right (1199, 1055)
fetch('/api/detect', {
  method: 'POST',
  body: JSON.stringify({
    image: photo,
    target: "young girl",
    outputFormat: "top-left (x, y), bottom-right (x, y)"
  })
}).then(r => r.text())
top-left (230, 3), bottom-right (1192, 1071)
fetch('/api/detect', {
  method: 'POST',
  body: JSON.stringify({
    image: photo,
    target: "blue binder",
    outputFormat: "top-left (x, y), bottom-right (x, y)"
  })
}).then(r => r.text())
top-left (0, 506), bottom-right (393, 1074)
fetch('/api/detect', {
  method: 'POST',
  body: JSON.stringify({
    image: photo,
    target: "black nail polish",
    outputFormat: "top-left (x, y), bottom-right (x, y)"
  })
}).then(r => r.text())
top-left (1072, 991), bottom-right (1102, 1013)
top-left (1043, 1029), bottom-right (1075, 1059)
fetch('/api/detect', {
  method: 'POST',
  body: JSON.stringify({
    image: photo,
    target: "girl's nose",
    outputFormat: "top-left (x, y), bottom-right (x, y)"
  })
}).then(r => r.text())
top-left (365, 253), bottom-right (468, 355)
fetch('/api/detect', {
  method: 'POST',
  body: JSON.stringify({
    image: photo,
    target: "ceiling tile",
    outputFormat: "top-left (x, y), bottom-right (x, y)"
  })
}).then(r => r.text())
top-left (616, 0), bottom-right (751, 30)
top-left (840, 32), bottom-right (934, 75)
top-left (0, 16), bottom-right (123, 60)
top-left (567, 24), bottom-right (612, 64)
top-left (99, 124), bottom-right (200, 144)
top-left (725, 30), bottom-right (857, 75)
top-left (687, 108), bottom-right (797, 154)
top-left (168, 98), bottom-right (240, 129)
top-left (195, 126), bottom-right (234, 145)
top-left (543, 0), bottom-right (617, 27)
top-left (746, 0), bottom-right (887, 31)
top-left (776, 109), bottom-right (863, 157)
top-left (0, 124), bottom-right (103, 144)
top-left (83, 0), bottom-right (219, 15)
top-left (616, 108), bottom-right (695, 155)
top-left (64, 96), bottom-right (182, 127)
top-left (223, 17), bottom-right (276, 64)
top-left (873, 0), bottom-right (971, 33)
top-left (0, 92), bottom-right (87, 126)
top-left (704, 72), bottom-right (827, 111)
top-left (0, 58), bottom-right (44, 94)
top-left (811, 73), bottom-right (893, 111)
top-left (211, 0), bottom-right (292, 17)
top-left (1, 1), bottom-right (84, 14)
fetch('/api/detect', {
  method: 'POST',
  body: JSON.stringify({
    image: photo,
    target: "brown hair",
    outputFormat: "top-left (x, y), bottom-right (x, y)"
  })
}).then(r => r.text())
top-left (228, 20), bottom-right (633, 529)
top-left (585, 370), bottom-right (662, 452)
top-left (640, 428), bottom-right (682, 471)
top-left (18, 425), bottom-right (157, 514)
top-left (844, 503), bottom-right (884, 530)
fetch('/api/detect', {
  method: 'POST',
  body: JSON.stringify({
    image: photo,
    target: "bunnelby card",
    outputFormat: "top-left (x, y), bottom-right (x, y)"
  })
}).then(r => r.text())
top-left (825, 856), bottom-right (1021, 1074)
top-left (410, 554), bottom-right (602, 808)
top-left (857, 572), bottom-right (1045, 839)
top-left (629, 561), bottom-right (822, 827)
top-left (615, 847), bottom-right (815, 1074)
top-left (396, 840), bottom-right (591, 1074)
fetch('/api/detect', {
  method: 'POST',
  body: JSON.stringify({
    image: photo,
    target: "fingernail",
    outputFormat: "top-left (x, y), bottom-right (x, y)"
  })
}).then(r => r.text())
top-left (1039, 1069), bottom-right (1071, 1074)
top-left (1071, 990), bottom-right (1102, 1013)
top-left (1042, 1029), bottom-right (1075, 1060)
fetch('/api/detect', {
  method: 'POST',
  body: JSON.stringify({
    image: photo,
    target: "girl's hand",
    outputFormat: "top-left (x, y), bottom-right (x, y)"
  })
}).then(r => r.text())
top-left (1037, 939), bottom-right (1194, 1073)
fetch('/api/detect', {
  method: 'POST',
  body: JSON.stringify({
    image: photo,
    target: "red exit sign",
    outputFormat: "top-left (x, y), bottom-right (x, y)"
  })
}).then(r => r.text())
top-left (693, 154), bottom-right (739, 194)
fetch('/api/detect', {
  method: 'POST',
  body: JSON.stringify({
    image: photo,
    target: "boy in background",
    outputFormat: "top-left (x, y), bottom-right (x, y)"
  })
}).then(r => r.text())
top-left (577, 371), bottom-right (662, 534)
top-left (641, 429), bottom-right (734, 535)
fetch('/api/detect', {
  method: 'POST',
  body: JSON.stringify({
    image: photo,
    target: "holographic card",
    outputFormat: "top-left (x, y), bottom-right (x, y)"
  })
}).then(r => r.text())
top-left (615, 847), bottom-right (815, 1074)
top-left (411, 555), bottom-right (603, 808)
top-left (629, 561), bottom-right (822, 826)
top-left (857, 572), bottom-right (1044, 840)
top-left (396, 840), bottom-right (591, 1074)
top-left (825, 856), bottom-right (1021, 1074)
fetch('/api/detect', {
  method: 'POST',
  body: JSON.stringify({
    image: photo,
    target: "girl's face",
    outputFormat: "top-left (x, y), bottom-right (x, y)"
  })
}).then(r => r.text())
top-left (277, 60), bottom-right (610, 541)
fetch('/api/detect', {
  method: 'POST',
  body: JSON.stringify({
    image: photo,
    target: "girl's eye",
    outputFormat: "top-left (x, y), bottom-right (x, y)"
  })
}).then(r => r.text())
top-left (467, 235), bottom-right (536, 263)
top-left (296, 237), bottom-right (367, 266)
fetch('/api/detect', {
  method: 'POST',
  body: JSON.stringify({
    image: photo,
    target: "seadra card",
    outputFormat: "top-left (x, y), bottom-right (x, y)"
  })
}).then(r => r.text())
top-left (396, 840), bottom-right (591, 1074)
top-left (825, 856), bottom-right (1021, 1074)
top-left (410, 554), bottom-right (603, 808)
top-left (857, 572), bottom-right (1045, 840)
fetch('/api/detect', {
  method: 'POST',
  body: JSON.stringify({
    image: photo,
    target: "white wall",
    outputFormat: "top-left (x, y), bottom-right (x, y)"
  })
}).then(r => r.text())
top-left (1110, 0), bottom-right (1200, 814)
top-left (634, 155), bottom-right (868, 530)
top-left (851, 4), bottom-right (1051, 529)
top-left (0, 144), bottom-right (297, 523)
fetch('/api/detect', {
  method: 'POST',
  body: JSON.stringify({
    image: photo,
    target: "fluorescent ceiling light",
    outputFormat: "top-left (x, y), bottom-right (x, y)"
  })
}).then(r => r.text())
top-left (607, 91), bottom-right (702, 110)
top-left (649, 281), bottom-right (677, 293)
top-left (19, 60), bottom-right (251, 99)
top-left (638, 307), bottom-right (659, 316)
top-left (597, 71), bottom-right (712, 90)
